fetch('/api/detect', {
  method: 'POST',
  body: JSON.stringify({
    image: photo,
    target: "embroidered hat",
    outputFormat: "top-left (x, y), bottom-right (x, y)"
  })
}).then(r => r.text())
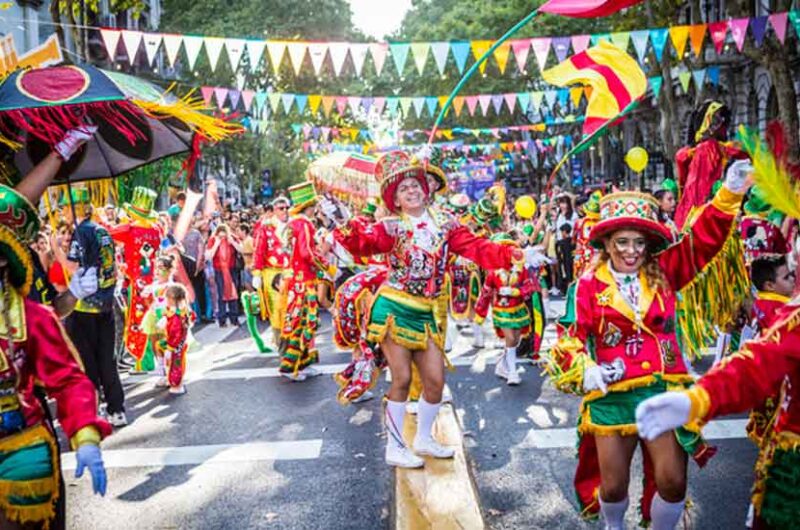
top-left (287, 181), bottom-right (318, 215)
top-left (470, 184), bottom-right (506, 229)
top-left (589, 191), bottom-right (672, 250)
top-left (377, 151), bottom-right (429, 214)
top-left (0, 185), bottom-right (40, 294)
top-left (123, 186), bottom-right (158, 223)
top-left (490, 232), bottom-right (517, 246)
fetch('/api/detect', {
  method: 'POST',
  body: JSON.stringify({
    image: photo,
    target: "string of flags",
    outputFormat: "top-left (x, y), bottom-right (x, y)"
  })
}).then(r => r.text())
top-left (99, 11), bottom-right (799, 78)
top-left (302, 137), bottom-right (570, 156)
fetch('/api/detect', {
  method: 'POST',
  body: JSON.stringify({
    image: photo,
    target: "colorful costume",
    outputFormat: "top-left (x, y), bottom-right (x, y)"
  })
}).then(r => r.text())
top-left (573, 191), bottom-right (602, 279)
top-left (142, 290), bottom-right (195, 391)
top-left (447, 255), bottom-right (481, 320)
top-left (253, 208), bottom-right (290, 330)
top-left (109, 187), bottom-right (163, 372)
top-left (0, 185), bottom-right (111, 526)
top-left (741, 187), bottom-right (789, 265)
top-left (546, 186), bottom-right (744, 520)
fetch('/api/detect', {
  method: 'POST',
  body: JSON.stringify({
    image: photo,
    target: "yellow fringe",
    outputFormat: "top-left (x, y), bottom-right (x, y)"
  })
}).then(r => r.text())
top-left (132, 93), bottom-right (243, 142)
top-left (367, 314), bottom-right (445, 352)
top-left (578, 405), bottom-right (639, 437)
top-left (544, 337), bottom-right (595, 396)
top-left (4, 501), bottom-right (55, 529)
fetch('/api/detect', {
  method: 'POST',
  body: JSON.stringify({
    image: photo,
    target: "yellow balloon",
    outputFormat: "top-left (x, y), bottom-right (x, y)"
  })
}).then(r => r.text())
top-left (625, 147), bottom-right (649, 173)
top-left (514, 195), bottom-right (537, 219)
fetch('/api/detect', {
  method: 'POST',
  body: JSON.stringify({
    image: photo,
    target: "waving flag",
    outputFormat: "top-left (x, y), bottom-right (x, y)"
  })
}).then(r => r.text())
top-left (538, 0), bottom-right (643, 18)
top-left (543, 40), bottom-right (646, 137)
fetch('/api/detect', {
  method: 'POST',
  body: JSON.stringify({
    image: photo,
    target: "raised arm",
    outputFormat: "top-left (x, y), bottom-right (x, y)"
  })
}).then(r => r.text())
top-left (333, 218), bottom-right (395, 257)
top-left (447, 225), bottom-right (518, 270)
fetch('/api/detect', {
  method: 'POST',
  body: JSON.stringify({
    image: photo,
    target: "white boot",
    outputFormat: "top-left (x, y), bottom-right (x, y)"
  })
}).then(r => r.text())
top-left (472, 322), bottom-right (484, 349)
top-left (599, 496), bottom-right (628, 530)
top-left (505, 345), bottom-right (520, 386)
top-left (445, 317), bottom-right (457, 352)
top-left (413, 398), bottom-right (455, 459)
top-left (385, 400), bottom-right (423, 468)
top-left (494, 352), bottom-right (508, 379)
top-left (650, 494), bottom-right (685, 530)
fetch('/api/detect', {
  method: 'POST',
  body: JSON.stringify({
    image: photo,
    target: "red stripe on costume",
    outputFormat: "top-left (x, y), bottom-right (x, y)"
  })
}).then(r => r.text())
top-left (570, 52), bottom-right (632, 110)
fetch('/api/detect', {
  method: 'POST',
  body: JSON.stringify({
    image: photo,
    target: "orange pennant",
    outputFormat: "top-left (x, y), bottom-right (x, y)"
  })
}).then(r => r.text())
top-left (321, 96), bottom-right (334, 117)
top-left (453, 96), bottom-right (465, 117)
top-left (688, 24), bottom-right (706, 57)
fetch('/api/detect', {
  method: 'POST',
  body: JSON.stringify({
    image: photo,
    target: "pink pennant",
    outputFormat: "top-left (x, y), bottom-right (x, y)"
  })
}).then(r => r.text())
top-left (465, 96), bottom-right (479, 116)
top-left (504, 93), bottom-right (517, 114)
top-left (531, 37), bottom-right (552, 71)
top-left (571, 34), bottom-right (591, 54)
top-left (510, 39), bottom-right (531, 72)
top-left (373, 97), bottom-right (386, 115)
top-left (369, 42), bottom-right (389, 75)
top-left (708, 21), bottom-right (728, 54)
top-left (729, 18), bottom-right (749, 52)
top-left (335, 96), bottom-right (348, 115)
top-left (347, 96), bottom-right (362, 116)
top-left (200, 86), bottom-right (214, 107)
top-left (769, 12), bottom-right (788, 44)
top-left (241, 90), bottom-right (255, 111)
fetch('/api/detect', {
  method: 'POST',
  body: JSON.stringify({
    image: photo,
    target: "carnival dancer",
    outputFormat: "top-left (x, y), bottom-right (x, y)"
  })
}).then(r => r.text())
top-left (327, 151), bottom-right (522, 468)
top-left (654, 179), bottom-right (679, 237)
top-left (573, 190), bottom-right (603, 279)
top-left (474, 233), bottom-right (537, 386)
top-left (741, 186), bottom-right (790, 265)
top-left (0, 184), bottom-right (111, 528)
top-left (636, 295), bottom-right (800, 530)
top-left (252, 196), bottom-right (290, 343)
top-left (279, 182), bottom-right (331, 381)
top-left (108, 187), bottom-right (164, 373)
top-left (544, 161), bottom-right (752, 529)
top-left (143, 283), bottom-right (194, 395)
top-left (141, 255), bottom-right (178, 383)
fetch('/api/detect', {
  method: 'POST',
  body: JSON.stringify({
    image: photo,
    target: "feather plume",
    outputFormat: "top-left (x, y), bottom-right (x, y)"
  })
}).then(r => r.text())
top-left (736, 124), bottom-right (800, 219)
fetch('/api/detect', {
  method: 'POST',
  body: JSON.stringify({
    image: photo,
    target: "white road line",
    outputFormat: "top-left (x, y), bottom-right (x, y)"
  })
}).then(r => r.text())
top-left (520, 419), bottom-right (749, 449)
top-left (201, 363), bottom-right (351, 380)
top-left (61, 439), bottom-right (323, 470)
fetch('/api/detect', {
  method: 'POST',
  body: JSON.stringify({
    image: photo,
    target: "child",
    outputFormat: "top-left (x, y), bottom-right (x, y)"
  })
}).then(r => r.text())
top-left (751, 254), bottom-right (795, 332)
top-left (147, 284), bottom-right (194, 394)
top-left (555, 223), bottom-right (574, 295)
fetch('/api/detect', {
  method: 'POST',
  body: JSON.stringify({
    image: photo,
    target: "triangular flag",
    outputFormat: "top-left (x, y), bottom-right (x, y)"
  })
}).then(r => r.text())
top-left (688, 24), bottom-right (706, 57)
top-left (729, 18), bottom-right (749, 52)
top-left (678, 71), bottom-right (692, 93)
top-left (142, 33), bottom-right (162, 66)
top-left (321, 96), bottom-right (335, 117)
top-left (707, 65), bottom-right (720, 85)
top-left (504, 93), bottom-right (517, 114)
top-left (242, 90), bottom-right (255, 111)
top-left (471, 40), bottom-right (493, 74)
top-left (791, 11), bottom-right (800, 38)
top-left (491, 94), bottom-right (504, 115)
top-left (649, 28), bottom-right (668, 62)
top-left (571, 34), bottom-right (591, 54)
top-left (551, 37), bottom-right (571, 63)
top-left (478, 95), bottom-right (492, 116)
top-left (350, 43), bottom-right (369, 77)
top-left (531, 37), bottom-right (551, 71)
top-left (362, 97), bottom-right (373, 113)
top-left (569, 87), bottom-right (583, 108)
top-left (453, 96), bottom-right (465, 116)
top-left (669, 26), bottom-right (690, 58)
top-left (544, 90), bottom-right (558, 110)
top-left (517, 92), bottom-right (531, 112)
top-left (399, 97), bottom-right (413, 117)
top-left (410, 42), bottom-right (430, 75)
top-left (630, 30), bottom-right (649, 63)
top-left (431, 42), bottom-right (450, 75)
top-left (425, 96), bottom-right (438, 116)
top-left (266, 41), bottom-right (287, 75)
top-left (649, 76), bottom-right (663, 98)
top-left (295, 94), bottom-right (308, 114)
top-left (373, 97), bottom-right (386, 115)
top-left (590, 33), bottom-right (611, 45)
top-left (182, 36), bottom-right (204, 70)
top-left (100, 29), bottom-right (121, 60)
top-left (708, 21), bottom-right (728, 54)
top-left (120, 30), bottom-right (143, 65)
top-left (450, 41), bottom-right (471, 73)
top-left (268, 93), bottom-right (281, 113)
top-left (335, 96), bottom-right (348, 115)
top-left (511, 39), bottom-right (531, 72)
top-left (254, 91), bottom-right (267, 112)
top-left (412, 97), bottom-right (425, 118)
top-left (692, 68), bottom-right (706, 89)
top-left (609, 31), bottom-right (631, 51)
top-left (308, 94), bottom-right (322, 114)
top-left (465, 96), bottom-right (479, 116)
top-left (286, 42), bottom-right (308, 76)
top-left (213, 87), bottom-right (228, 109)
top-left (200, 86), bottom-right (214, 107)
top-left (390, 42), bottom-right (411, 76)
top-left (530, 91), bottom-right (544, 112)
top-left (162, 34), bottom-right (182, 67)
top-left (203, 37), bottom-right (225, 71)
top-left (228, 90), bottom-right (241, 110)
top-left (282, 94), bottom-right (295, 113)
top-left (225, 39), bottom-right (246, 71)
top-left (437, 96), bottom-right (448, 114)
top-left (308, 43), bottom-right (328, 76)
top-left (369, 42), bottom-right (389, 75)
top-left (769, 13), bottom-right (788, 44)
top-left (750, 16), bottom-right (768, 47)
top-left (245, 40), bottom-right (266, 68)
top-left (386, 97), bottom-right (399, 116)
top-left (493, 42), bottom-right (511, 74)
top-left (329, 43), bottom-right (350, 76)
top-left (348, 96), bottom-right (362, 116)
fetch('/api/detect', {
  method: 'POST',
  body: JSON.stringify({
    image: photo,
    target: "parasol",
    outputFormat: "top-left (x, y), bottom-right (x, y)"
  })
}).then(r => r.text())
top-left (0, 64), bottom-right (241, 184)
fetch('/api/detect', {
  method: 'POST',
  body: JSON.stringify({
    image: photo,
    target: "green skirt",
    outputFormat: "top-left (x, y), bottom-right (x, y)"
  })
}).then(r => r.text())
top-left (759, 445), bottom-right (800, 529)
top-left (493, 303), bottom-right (531, 330)
top-left (367, 289), bottom-right (443, 351)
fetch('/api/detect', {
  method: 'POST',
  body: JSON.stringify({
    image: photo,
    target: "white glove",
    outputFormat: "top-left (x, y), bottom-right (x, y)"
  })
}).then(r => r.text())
top-left (318, 197), bottom-right (339, 219)
top-left (525, 246), bottom-right (552, 268)
top-left (498, 286), bottom-right (515, 296)
top-left (582, 365), bottom-right (608, 394)
top-left (157, 316), bottom-right (167, 330)
top-left (54, 125), bottom-right (98, 161)
top-left (723, 160), bottom-right (754, 194)
top-left (68, 267), bottom-right (98, 300)
top-left (635, 391), bottom-right (692, 441)
top-left (252, 274), bottom-right (262, 290)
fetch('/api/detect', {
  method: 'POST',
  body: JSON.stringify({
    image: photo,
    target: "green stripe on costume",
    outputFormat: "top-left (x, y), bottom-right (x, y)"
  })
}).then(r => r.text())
top-left (760, 447), bottom-right (800, 529)
top-left (493, 305), bottom-right (531, 329)
top-left (367, 295), bottom-right (442, 351)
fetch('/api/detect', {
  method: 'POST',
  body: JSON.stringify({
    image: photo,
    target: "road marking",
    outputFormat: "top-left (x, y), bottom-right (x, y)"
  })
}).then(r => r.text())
top-left (200, 363), bottom-right (350, 380)
top-left (61, 439), bottom-right (323, 471)
top-left (520, 419), bottom-right (749, 449)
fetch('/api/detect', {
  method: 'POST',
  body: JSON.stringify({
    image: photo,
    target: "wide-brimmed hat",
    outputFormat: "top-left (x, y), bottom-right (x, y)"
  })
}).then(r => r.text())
top-left (589, 192), bottom-right (672, 251)
top-left (0, 185), bottom-right (40, 294)
top-left (377, 151), bottom-right (429, 214)
top-left (288, 181), bottom-right (318, 215)
top-left (448, 193), bottom-right (470, 213)
top-left (123, 186), bottom-right (158, 224)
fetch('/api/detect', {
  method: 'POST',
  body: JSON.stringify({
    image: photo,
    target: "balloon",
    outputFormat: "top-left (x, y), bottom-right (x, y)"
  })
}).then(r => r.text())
top-left (514, 195), bottom-right (537, 219)
top-left (625, 147), bottom-right (649, 173)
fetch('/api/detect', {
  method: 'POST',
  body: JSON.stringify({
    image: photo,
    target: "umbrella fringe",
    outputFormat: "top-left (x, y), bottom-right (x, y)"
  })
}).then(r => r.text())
top-left (132, 95), bottom-right (243, 143)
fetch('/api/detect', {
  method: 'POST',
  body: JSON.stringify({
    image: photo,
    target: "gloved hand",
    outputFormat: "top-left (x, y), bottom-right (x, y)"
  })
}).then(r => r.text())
top-left (724, 160), bottom-right (754, 194)
top-left (524, 246), bottom-right (552, 268)
top-left (318, 196), bottom-right (339, 220)
top-left (75, 444), bottom-right (107, 496)
top-left (156, 316), bottom-right (167, 330)
top-left (68, 267), bottom-right (98, 300)
top-left (583, 365), bottom-right (608, 394)
top-left (498, 286), bottom-right (515, 296)
top-left (635, 391), bottom-right (691, 441)
top-left (252, 274), bottom-right (262, 290)
top-left (599, 358), bottom-right (625, 384)
top-left (55, 125), bottom-right (98, 161)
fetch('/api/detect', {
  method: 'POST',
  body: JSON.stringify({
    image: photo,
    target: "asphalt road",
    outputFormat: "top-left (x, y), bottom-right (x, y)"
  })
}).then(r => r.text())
top-left (66, 307), bottom-right (758, 530)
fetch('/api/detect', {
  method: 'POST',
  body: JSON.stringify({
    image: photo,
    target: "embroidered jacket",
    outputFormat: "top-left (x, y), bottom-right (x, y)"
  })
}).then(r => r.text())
top-left (548, 187), bottom-right (744, 396)
top-left (752, 292), bottom-right (791, 332)
top-left (253, 218), bottom-right (290, 270)
top-left (474, 263), bottom-right (536, 323)
top-left (334, 207), bottom-right (517, 300)
top-left (286, 215), bottom-right (330, 282)
top-left (573, 216), bottom-right (599, 278)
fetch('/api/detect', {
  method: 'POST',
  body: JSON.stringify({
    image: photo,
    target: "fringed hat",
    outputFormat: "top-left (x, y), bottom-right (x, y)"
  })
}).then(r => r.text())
top-left (123, 186), bottom-right (158, 223)
top-left (470, 184), bottom-right (506, 229)
top-left (377, 151), bottom-right (429, 214)
top-left (582, 190), bottom-right (603, 219)
top-left (288, 181), bottom-right (318, 215)
top-left (589, 192), bottom-right (672, 250)
top-left (0, 185), bottom-right (40, 294)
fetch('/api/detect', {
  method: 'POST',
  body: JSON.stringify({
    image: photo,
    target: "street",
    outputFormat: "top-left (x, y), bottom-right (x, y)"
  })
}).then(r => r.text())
top-left (66, 305), bottom-right (756, 529)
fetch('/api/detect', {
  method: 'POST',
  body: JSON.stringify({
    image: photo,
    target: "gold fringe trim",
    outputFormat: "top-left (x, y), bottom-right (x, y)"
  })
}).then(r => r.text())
top-left (582, 373), bottom-right (695, 402)
top-left (3, 501), bottom-right (56, 529)
top-left (775, 431), bottom-right (800, 452)
top-left (367, 314), bottom-right (445, 352)
top-left (132, 91), bottom-right (243, 142)
top-left (578, 405), bottom-right (640, 437)
top-left (543, 337), bottom-right (595, 396)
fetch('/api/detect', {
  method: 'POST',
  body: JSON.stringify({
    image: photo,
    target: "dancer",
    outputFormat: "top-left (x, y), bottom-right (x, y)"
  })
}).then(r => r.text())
top-left (143, 283), bottom-right (194, 395)
top-left (544, 161), bottom-right (751, 529)
top-left (328, 151), bottom-right (522, 468)
top-left (475, 233), bottom-right (537, 386)
top-left (252, 197), bottom-right (290, 342)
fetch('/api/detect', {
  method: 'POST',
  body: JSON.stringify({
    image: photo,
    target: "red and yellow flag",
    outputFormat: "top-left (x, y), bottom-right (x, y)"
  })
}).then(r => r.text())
top-left (543, 40), bottom-right (646, 137)
top-left (538, 0), bottom-right (643, 18)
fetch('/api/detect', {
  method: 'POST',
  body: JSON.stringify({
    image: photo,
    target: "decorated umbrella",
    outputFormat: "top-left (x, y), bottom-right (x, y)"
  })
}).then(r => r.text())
top-left (0, 64), bottom-right (241, 185)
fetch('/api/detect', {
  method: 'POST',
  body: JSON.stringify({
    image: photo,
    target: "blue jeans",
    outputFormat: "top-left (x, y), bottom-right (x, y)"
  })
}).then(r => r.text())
top-left (214, 270), bottom-right (238, 324)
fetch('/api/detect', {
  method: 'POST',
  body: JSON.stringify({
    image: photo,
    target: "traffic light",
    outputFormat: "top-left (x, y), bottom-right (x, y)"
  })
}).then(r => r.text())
top-left (261, 169), bottom-right (273, 198)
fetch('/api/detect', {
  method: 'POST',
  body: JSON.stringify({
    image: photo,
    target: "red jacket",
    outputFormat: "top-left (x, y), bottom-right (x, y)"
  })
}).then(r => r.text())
top-left (475, 265), bottom-right (536, 322)
top-left (752, 292), bottom-right (791, 332)
top-left (287, 215), bottom-right (329, 282)
top-left (253, 219), bottom-right (290, 270)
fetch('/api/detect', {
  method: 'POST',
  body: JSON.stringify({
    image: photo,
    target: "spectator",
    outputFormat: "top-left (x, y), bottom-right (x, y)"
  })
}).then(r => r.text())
top-left (205, 223), bottom-right (242, 327)
top-left (555, 223), bottom-right (574, 296)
